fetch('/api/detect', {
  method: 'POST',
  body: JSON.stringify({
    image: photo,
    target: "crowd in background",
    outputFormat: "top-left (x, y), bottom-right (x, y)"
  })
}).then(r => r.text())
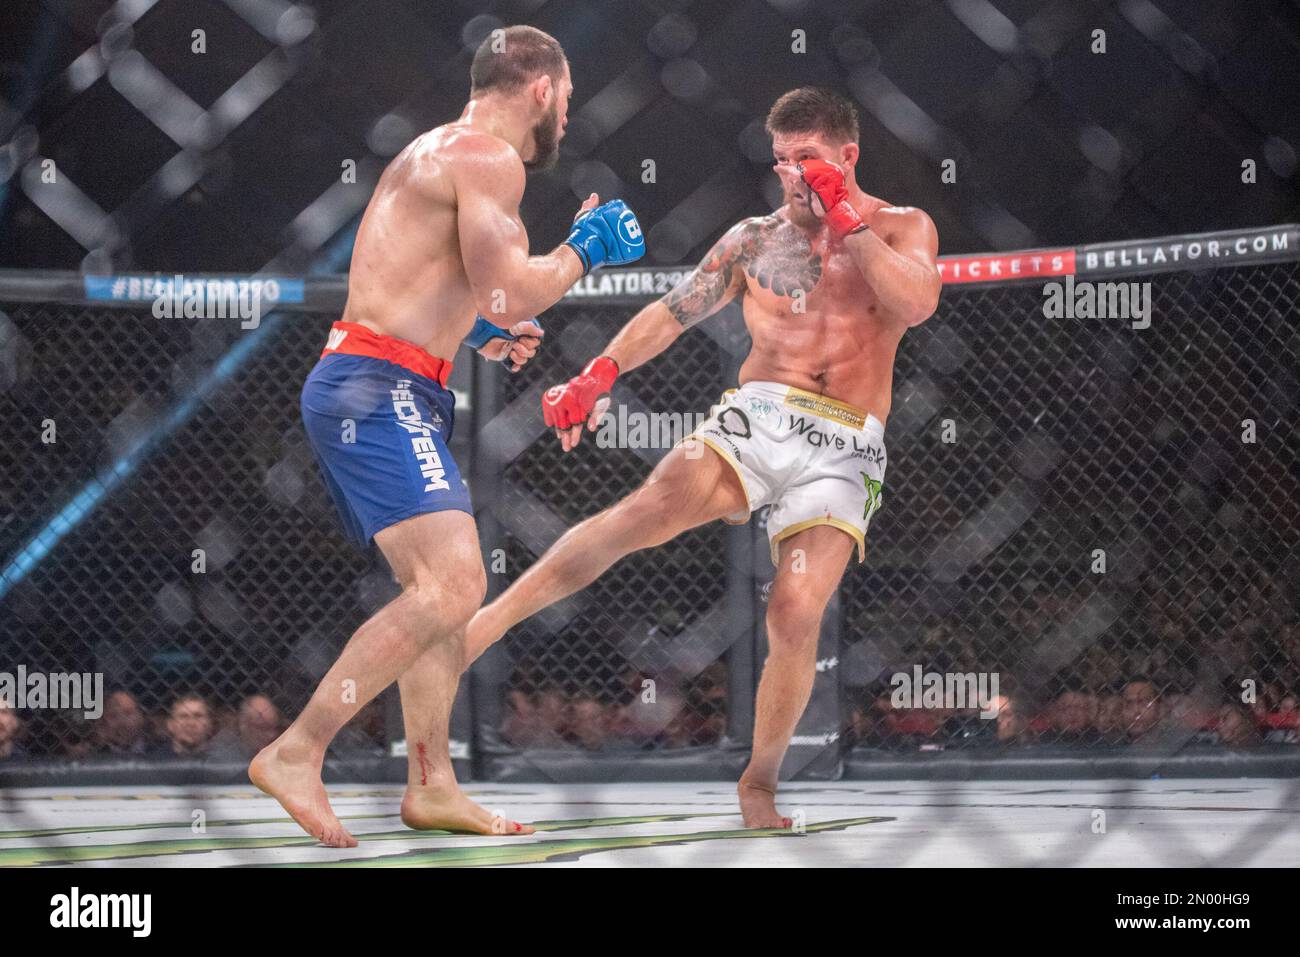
top-left (4, 561), bottom-right (1297, 762)
top-left (492, 550), bottom-right (1300, 752)
top-left (840, 555), bottom-right (1300, 751)
top-left (0, 689), bottom-right (386, 763)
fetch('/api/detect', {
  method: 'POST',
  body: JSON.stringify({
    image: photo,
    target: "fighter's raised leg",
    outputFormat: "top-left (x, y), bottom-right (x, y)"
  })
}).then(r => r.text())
top-left (738, 523), bottom-right (855, 828)
top-left (465, 440), bottom-right (748, 665)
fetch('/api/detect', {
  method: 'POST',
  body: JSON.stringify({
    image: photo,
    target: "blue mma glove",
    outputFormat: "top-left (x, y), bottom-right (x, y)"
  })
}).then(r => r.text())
top-left (565, 199), bottom-right (646, 274)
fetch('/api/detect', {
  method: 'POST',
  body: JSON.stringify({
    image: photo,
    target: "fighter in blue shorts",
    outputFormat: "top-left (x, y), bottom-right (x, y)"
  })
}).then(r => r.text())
top-left (301, 323), bottom-right (470, 548)
top-left (249, 25), bottom-right (644, 846)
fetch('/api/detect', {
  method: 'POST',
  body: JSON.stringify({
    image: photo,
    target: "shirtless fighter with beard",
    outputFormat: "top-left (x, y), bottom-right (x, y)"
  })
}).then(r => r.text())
top-left (250, 25), bottom-right (644, 846)
top-left (464, 87), bottom-right (940, 828)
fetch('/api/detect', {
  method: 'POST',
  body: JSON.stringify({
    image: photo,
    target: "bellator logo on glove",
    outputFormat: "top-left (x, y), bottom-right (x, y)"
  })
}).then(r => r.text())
top-left (794, 158), bottom-right (869, 239)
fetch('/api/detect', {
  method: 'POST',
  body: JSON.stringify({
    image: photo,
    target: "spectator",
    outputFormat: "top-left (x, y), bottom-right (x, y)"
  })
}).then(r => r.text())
top-left (849, 699), bottom-right (884, 747)
top-left (566, 694), bottom-right (608, 750)
top-left (1095, 693), bottom-right (1125, 743)
top-left (91, 689), bottom-right (148, 756)
top-left (152, 693), bottom-right (215, 758)
top-left (535, 686), bottom-right (570, 747)
top-left (1122, 678), bottom-right (1163, 742)
top-left (680, 665), bottom-right (728, 745)
top-left (47, 711), bottom-right (94, 759)
top-left (955, 694), bottom-right (1027, 745)
top-left (0, 706), bottom-right (24, 761)
top-left (993, 695), bottom-right (1027, 743)
top-left (501, 689), bottom-right (539, 747)
top-left (501, 686), bottom-right (568, 748)
top-left (1050, 690), bottom-right (1101, 745)
top-left (209, 695), bottom-right (284, 761)
top-left (1213, 703), bottom-right (1262, 748)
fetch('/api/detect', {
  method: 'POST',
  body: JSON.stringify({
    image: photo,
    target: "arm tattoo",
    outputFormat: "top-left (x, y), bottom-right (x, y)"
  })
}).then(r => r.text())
top-left (663, 226), bottom-right (752, 328)
top-left (663, 218), bottom-right (822, 328)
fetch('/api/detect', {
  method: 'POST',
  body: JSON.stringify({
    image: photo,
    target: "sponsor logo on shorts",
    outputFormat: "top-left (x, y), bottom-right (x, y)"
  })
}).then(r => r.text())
top-left (783, 393), bottom-right (866, 429)
top-left (789, 415), bottom-right (849, 450)
top-left (699, 430), bottom-right (744, 462)
top-left (325, 327), bottom-right (348, 351)
top-left (742, 395), bottom-right (781, 421)
top-left (861, 472), bottom-right (883, 520)
top-left (391, 379), bottom-right (449, 492)
top-left (715, 406), bottom-right (752, 439)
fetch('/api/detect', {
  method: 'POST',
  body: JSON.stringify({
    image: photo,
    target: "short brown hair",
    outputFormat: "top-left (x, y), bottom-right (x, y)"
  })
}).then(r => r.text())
top-left (470, 25), bottom-right (567, 95)
top-left (765, 86), bottom-right (860, 144)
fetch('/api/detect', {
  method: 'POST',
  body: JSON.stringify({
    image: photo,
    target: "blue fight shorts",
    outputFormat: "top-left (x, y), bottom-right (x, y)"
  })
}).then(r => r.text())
top-left (300, 321), bottom-right (471, 547)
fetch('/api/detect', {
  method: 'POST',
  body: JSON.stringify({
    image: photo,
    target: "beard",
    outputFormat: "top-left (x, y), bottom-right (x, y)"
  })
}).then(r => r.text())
top-left (784, 184), bottom-right (821, 227)
top-left (524, 101), bottom-right (561, 172)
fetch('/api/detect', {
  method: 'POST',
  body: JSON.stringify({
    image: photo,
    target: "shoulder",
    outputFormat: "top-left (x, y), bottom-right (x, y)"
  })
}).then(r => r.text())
top-left (715, 214), bottom-right (780, 253)
top-left (873, 205), bottom-right (937, 243)
top-left (411, 126), bottom-right (524, 200)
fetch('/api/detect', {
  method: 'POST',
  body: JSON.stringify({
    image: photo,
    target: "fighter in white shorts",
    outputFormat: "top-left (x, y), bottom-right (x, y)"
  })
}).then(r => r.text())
top-left (465, 87), bottom-right (940, 829)
top-left (693, 381), bottom-right (887, 566)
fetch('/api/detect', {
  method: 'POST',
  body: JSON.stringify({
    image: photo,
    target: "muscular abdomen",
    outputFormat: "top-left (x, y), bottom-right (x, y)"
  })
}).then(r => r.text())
top-left (738, 294), bottom-right (904, 424)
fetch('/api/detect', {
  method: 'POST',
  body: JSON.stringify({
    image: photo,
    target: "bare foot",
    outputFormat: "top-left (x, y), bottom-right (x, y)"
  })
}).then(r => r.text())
top-left (249, 742), bottom-right (357, 848)
top-left (738, 780), bottom-right (793, 830)
top-left (401, 782), bottom-right (534, 836)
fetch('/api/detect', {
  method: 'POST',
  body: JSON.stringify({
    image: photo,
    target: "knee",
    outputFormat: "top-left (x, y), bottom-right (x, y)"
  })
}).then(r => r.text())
top-left (402, 565), bottom-right (486, 631)
top-left (624, 479), bottom-right (675, 521)
top-left (616, 477), bottom-right (684, 543)
top-left (765, 587), bottom-right (827, 656)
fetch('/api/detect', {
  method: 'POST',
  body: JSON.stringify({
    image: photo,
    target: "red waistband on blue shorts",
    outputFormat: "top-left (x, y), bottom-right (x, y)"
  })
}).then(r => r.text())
top-left (319, 321), bottom-right (453, 389)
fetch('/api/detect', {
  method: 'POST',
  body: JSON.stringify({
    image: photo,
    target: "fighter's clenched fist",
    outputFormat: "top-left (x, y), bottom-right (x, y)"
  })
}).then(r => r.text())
top-left (565, 199), bottom-right (645, 274)
top-left (795, 158), bottom-right (868, 238)
top-left (542, 355), bottom-right (618, 451)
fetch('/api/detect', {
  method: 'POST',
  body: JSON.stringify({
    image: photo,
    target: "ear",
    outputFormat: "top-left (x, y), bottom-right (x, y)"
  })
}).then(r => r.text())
top-left (532, 73), bottom-right (554, 107)
top-left (840, 142), bottom-right (860, 169)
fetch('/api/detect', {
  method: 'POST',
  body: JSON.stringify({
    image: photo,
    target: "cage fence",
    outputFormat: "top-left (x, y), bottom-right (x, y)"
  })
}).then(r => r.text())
top-left (0, 224), bottom-right (1298, 783)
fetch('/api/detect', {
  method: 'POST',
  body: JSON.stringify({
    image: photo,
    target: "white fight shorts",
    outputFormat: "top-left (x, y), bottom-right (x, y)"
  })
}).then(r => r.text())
top-left (689, 381), bottom-right (886, 565)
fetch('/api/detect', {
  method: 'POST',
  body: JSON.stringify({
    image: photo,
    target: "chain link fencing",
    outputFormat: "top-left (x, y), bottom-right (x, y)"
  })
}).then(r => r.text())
top-left (0, 304), bottom-right (397, 767)
top-left (840, 259), bottom-right (1300, 763)
top-left (0, 229), bottom-right (1298, 780)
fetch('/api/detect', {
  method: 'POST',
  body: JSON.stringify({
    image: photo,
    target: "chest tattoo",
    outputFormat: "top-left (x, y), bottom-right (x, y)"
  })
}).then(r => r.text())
top-left (745, 221), bottom-right (822, 299)
top-left (662, 216), bottom-right (823, 329)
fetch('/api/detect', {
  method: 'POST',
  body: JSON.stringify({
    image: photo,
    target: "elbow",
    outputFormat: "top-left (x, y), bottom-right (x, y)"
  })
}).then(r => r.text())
top-left (475, 304), bottom-right (531, 326)
top-left (907, 277), bottom-right (942, 326)
top-left (473, 288), bottom-right (535, 326)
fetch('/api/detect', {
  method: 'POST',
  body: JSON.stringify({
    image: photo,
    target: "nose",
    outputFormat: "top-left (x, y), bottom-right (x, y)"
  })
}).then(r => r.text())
top-left (774, 163), bottom-right (804, 188)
